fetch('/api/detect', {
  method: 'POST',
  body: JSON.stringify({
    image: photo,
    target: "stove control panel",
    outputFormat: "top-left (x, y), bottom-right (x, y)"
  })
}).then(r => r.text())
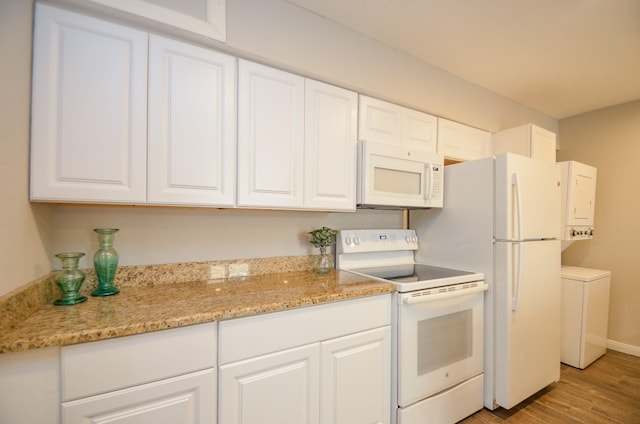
top-left (337, 229), bottom-right (418, 254)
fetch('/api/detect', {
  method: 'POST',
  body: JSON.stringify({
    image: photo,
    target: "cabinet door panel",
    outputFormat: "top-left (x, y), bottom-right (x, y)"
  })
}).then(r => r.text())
top-left (62, 369), bottom-right (215, 424)
top-left (402, 109), bottom-right (438, 153)
top-left (30, 3), bottom-right (147, 203)
top-left (304, 80), bottom-right (357, 211)
top-left (358, 96), bottom-right (402, 145)
top-left (321, 327), bottom-right (391, 424)
top-left (237, 60), bottom-right (304, 208)
top-left (148, 35), bottom-right (236, 206)
top-left (219, 344), bottom-right (320, 424)
top-left (437, 118), bottom-right (491, 161)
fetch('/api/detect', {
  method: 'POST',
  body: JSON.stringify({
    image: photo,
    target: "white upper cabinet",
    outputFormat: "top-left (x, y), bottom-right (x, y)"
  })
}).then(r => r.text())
top-left (30, 3), bottom-right (148, 203)
top-left (147, 35), bottom-right (236, 206)
top-left (304, 79), bottom-right (357, 211)
top-left (358, 95), bottom-right (437, 153)
top-left (237, 60), bottom-right (305, 208)
top-left (492, 123), bottom-right (557, 163)
top-left (238, 60), bottom-right (357, 211)
top-left (437, 118), bottom-right (492, 161)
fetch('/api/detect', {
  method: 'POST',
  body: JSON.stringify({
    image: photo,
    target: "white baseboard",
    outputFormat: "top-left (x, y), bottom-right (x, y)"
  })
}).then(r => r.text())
top-left (607, 339), bottom-right (640, 357)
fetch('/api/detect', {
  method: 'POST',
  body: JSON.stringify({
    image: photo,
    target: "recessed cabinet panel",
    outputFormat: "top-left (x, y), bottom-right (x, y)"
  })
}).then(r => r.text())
top-left (304, 80), bottom-right (357, 211)
top-left (219, 344), bottom-right (320, 424)
top-left (358, 96), bottom-right (402, 145)
top-left (62, 369), bottom-right (215, 424)
top-left (437, 118), bottom-right (491, 161)
top-left (148, 35), bottom-right (236, 206)
top-left (320, 327), bottom-right (391, 424)
top-left (402, 108), bottom-right (438, 153)
top-left (30, 3), bottom-right (148, 203)
top-left (237, 60), bottom-right (305, 208)
top-left (358, 95), bottom-right (437, 153)
top-left (492, 124), bottom-right (556, 163)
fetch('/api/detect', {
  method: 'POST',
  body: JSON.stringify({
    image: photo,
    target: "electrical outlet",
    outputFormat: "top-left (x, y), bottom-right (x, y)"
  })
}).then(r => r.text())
top-left (228, 263), bottom-right (249, 277)
top-left (208, 265), bottom-right (225, 279)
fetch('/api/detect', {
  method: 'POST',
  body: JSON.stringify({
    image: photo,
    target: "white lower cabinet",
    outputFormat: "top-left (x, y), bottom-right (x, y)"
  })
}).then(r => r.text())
top-left (219, 344), bottom-right (320, 424)
top-left (60, 323), bottom-right (217, 424)
top-left (320, 328), bottom-right (391, 424)
top-left (218, 295), bottom-right (392, 424)
top-left (62, 369), bottom-right (215, 424)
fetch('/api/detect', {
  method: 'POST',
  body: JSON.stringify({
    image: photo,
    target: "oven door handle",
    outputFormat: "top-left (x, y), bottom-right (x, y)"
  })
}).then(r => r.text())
top-left (400, 283), bottom-right (488, 305)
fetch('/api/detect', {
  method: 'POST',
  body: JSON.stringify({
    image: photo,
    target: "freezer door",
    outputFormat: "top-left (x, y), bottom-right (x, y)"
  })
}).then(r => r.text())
top-left (494, 239), bottom-right (561, 409)
top-left (495, 153), bottom-right (560, 241)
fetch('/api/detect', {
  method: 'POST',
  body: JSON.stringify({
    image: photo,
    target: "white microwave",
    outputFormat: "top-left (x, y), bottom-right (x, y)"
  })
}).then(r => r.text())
top-left (357, 140), bottom-right (444, 209)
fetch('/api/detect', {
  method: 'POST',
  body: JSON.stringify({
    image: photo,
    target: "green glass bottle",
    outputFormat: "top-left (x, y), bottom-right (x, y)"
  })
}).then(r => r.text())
top-left (54, 252), bottom-right (88, 305)
top-left (92, 228), bottom-right (120, 296)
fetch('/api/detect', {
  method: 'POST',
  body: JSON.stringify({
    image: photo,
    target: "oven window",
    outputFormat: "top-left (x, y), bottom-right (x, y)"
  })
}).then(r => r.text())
top-left (417, 310), bottom-right (473, 376)
top-left (373, 167), bottom-right (421, 194)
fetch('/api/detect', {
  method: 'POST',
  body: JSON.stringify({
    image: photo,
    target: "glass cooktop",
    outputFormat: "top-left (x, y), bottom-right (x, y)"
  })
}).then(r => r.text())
top-left (347, 263), bottom-right (483, 291)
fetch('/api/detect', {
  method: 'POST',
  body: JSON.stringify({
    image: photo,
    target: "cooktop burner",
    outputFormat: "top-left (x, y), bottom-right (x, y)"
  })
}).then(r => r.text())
top-left (345, 263), bottom-right (483, 292)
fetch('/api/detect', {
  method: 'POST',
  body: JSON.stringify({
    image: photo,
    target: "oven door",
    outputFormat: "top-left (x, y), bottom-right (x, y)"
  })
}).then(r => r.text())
top-left (397, 284), bottom-right (486, 407)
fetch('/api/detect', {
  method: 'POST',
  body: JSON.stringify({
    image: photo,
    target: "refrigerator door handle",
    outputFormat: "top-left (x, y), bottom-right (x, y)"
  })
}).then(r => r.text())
top-left (424, 162), bottom-right (434, 200)
top-left (512, 242), bottom-right (522, 311)
top-left (512, 172), bottom-right (522, 240)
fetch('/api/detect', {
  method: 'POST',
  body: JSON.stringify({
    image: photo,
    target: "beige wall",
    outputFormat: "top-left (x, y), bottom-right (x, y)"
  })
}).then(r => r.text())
top-left (1, 0), bottom-right (560, 298)
top-left (558, 100), bottom-right (640, 351)
top-left (0, 0), bottom-right (52, 297)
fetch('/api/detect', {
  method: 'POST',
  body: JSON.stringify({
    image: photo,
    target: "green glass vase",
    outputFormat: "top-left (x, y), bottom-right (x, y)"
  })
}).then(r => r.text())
top-left (92, 228), bottom-right (120, 296)
top-left (54, 252), bottom-right (88, 305)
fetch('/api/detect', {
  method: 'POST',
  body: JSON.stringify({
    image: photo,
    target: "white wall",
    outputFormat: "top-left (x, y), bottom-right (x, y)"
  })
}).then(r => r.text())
top-left (558, 100), bottom-right (640, 352)
top-left (1, 0), bottom-right (560, 297)
top-left (50, 207), bottom-right (402, 268)
top-left (0, 0), bottom-right (52, 297)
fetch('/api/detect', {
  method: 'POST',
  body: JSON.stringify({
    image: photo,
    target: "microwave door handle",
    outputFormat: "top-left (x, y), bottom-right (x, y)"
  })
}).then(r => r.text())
top-left (424, 162), bottom-right (434, 200)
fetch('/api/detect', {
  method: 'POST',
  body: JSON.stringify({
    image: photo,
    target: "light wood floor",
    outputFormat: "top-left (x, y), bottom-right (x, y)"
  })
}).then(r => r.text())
top-left (459, 350), bottom-right (640, 423)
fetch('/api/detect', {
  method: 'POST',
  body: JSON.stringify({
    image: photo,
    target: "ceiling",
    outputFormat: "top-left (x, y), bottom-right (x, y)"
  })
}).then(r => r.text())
top-left (286, 0), bottom-right (640, 119)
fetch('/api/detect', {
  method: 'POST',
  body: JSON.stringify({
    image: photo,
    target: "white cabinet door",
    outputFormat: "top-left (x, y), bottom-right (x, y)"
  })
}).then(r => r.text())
top-left (237, 60), bottom-right (305, 208)
top-left (30, 3), bottom-right (148, 203)
top-left (219, 344), bottom-right (320, 424)
top-left (62, 369), bottom-right (215, 424)
top-left (358, 96), bottom-right (402, 145)
top-left (401, 109), bottom-right (438, 153)
top-left (148, 35), bottom-right (236, 206)
top-left (358, 96), bottom-right (437, 153)
top-left (304, 79), bottom-right (357, 211)
top-left (492, 124), bottom-right (556, 163)
top-left (320, 327), bottom-right (391, 424)
top-left (437, 118), bottom-right (491, 161)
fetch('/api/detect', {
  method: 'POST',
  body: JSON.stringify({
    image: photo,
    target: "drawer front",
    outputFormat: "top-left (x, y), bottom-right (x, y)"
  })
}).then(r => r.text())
top-left (62, 323), bottom-right (216, 401)
top-left (219, 294), bottom-right (391, 364)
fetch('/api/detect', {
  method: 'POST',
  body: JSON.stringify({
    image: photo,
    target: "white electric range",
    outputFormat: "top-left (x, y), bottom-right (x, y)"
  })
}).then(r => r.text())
top-left (337, 229), bottom-right (487, 424)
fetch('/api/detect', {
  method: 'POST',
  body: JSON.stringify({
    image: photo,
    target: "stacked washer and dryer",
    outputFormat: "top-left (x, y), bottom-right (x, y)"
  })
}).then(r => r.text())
top-left (559, 160), bottom-right (611, 368)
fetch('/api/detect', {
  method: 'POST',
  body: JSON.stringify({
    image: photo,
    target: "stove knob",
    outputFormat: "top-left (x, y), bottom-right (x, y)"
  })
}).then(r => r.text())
top-left (571, 229), bottom-right (577, 237)
top-left (589, 229), bottom-right (594, 236)
top-left (344, 237), bottom-right (352, 246)
top-left (412, 236), bottom-right (417, 243)
top-left (353, 237), bottom-right (360, 245)
top-left (405, 235), bottom-right (411, 243)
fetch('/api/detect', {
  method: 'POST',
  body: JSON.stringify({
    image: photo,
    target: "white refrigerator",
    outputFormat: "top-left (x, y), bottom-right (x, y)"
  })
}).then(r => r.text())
top-left (410, 153), bottom-right (561, 410)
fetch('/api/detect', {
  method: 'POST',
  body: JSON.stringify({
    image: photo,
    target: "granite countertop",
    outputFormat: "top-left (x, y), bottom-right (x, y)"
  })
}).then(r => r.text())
top-left (0, 267), bottom-right (394, 354)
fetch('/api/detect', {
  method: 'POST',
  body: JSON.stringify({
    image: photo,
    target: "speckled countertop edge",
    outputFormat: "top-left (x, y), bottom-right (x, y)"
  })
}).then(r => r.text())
top-left (0, 256), bottom-right (395, 354)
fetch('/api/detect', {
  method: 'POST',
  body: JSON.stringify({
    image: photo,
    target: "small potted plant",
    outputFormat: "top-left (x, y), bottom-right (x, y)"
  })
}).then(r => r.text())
top-left (308, 226), bottom-right (337, 274)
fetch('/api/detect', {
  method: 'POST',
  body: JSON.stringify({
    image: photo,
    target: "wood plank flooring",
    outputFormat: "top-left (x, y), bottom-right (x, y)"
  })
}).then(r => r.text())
top-left (459, 350), bottom-right (640, 423)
